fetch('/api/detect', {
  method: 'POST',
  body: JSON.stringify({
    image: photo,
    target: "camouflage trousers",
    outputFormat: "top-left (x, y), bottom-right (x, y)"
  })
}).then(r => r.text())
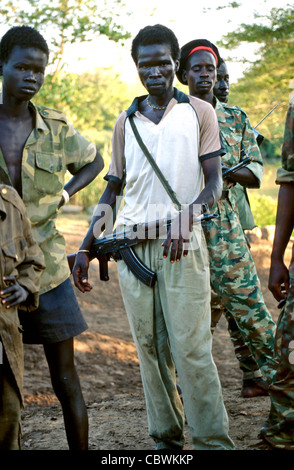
top-left (260, 261), bottom-right (294, 450)
top-left (211, 291), bottom-right (263, 380)
top-left (203, 197), bottom-right (277, 384)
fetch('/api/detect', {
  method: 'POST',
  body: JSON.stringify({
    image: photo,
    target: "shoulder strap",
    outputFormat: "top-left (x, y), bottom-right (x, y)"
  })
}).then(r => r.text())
top-left (129, 115), bottom-right (181, 210)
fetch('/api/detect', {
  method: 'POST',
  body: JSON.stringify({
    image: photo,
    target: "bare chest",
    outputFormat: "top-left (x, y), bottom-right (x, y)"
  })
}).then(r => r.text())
top-left (0, 117), bottom-right (33, 192)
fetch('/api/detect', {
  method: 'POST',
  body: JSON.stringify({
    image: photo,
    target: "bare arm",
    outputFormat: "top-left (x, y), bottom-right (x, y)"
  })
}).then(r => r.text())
top-left (268, 183), bottom-right (294, 301)
top-left (72, 179), bottom-right (123, 292)
top-left (228, 167), bottom-right (260, 188)
top-left (59, 150), bottom-right (104, 207)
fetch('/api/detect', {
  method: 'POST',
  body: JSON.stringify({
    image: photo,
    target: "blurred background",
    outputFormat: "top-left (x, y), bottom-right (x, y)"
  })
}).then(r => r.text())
top-left (1, 0), bottom-right (293, 226)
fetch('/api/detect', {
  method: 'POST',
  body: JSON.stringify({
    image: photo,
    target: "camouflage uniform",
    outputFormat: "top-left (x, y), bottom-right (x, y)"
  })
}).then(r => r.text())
top-left (260, 104), bottom-right (294, 449)
top-left (0, 184), bottom-right (44, 449)
top-left (211, 101), bottom-right (267, 383)
top-left (0, 102), bottom-right (96, 295)
top-left (204, 99), bottom-right (277, 384)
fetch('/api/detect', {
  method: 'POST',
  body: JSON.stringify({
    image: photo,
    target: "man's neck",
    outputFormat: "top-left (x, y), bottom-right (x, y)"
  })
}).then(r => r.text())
top-left (191, 91), bottom-right (215, 108)
top-left (148, 87), bottom-right (174, 108)
top-left (0, 93), bottom-right (31, 120)
top-left (138, 87), bottom-right (174, 124)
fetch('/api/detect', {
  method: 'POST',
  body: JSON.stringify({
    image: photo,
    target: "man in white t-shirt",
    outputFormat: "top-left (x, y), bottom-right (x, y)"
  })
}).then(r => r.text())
top-left (73, 24), bottom-right (234, 450)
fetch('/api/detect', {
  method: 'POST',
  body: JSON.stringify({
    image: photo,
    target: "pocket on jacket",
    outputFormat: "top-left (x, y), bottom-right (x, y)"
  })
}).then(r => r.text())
top-left (34, 153), bottom-right (63, 195)
top-left (2, 239), bottom-right (26, 277)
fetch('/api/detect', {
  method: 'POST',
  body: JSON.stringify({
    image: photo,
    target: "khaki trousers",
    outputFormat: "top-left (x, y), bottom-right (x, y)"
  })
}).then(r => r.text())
top-left (0, 350), bottom-right (22, 450)
top-left (117, 229), bottom-right (234, 450)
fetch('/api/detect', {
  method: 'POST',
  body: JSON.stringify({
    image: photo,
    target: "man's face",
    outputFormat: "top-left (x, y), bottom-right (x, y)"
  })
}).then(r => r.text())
top-left (213, 62), bottom-right (230, 103)
top-left (0, 45), bottom-right (47, 102)
top-left (182, 50), bottom-right (216, 97)
top-left (136, 43), bottom-right (179, 97)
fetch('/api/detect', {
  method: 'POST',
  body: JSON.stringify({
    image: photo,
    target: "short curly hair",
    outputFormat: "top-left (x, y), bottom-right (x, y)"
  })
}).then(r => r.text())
top-left (131, 24), bottom-right (180, 64)
top-left (0, 25), bottom-right (49, 63)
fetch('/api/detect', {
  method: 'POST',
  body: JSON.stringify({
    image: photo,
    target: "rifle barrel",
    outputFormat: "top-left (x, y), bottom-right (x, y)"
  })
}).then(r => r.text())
top-left (254, 104), bottom-right (279, 129)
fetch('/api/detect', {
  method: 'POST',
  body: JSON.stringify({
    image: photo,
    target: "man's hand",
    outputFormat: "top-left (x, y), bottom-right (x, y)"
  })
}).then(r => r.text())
top-left (268, 260), bottom-right (289, 302)
top-left (0, 276), bottom-right (29, 308)
top-left (162, 209), bottom-right (193, 263)
top-left (72, 252), bottom-right (93, 293)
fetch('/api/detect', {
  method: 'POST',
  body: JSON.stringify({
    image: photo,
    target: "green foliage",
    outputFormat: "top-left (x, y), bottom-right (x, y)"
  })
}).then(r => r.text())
top-left (217, 5), bottom-right (294, 158)
top-left (248, 193), bottom-right (277, 226)
top-left (248, 163), bottom-right (279, 226)
top-left (0, 0), bottom-right (131, 75)
top-left (33, 68), bottom-right (139, 134)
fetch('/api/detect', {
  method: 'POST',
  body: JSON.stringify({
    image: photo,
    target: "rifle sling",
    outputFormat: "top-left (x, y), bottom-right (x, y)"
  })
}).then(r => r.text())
top-left (129, 115), bottom-right (182, 211)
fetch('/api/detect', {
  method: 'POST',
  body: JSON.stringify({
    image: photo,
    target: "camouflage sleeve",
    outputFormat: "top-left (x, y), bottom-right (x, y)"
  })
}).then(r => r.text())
top-left (276, 105), bottom-right (294, 184)
top-left (242, 113), bottom-right (264, 184)
top-left (16, 223), bottom-right (45, 311)
top-left (63, 123), bottom-right (97, 175)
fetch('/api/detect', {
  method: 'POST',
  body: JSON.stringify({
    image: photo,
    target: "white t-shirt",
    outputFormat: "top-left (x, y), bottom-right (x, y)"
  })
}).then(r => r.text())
top-left (106, 88), bottom-right (222, 228)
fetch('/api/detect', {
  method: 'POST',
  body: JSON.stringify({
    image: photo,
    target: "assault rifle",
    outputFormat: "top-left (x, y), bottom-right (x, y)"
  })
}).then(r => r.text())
top-left (68, 205), bottom-right (218, 288)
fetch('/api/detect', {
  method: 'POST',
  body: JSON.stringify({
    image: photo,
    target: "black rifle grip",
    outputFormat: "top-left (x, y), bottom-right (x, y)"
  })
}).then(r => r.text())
top-left (99, 255), bottom-right (109, 281)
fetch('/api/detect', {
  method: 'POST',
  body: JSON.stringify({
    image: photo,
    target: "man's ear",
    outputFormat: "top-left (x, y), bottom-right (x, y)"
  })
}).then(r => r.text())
top-left (181, 69), bottom-right (188, 85)
top-left (175, 59), bottom-right (180, 72)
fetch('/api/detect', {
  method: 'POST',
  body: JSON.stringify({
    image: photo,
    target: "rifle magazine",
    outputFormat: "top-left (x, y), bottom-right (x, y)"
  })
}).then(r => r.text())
top-left (119, 247), bottom-right (157, 288)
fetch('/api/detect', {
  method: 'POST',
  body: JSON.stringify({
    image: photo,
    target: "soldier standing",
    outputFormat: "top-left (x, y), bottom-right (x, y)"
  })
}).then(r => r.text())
top-left (0, 26), bottom-right (104, 449)
top-left (260, 100), bottom-right (294, 450)
top-left (212, 57), bottom-right (269, 398)
top-left (0, 184), bottom-right (44, 449)
top-left (177, 39), bottom-right (278, 387)
top-left (73, 25), bottom-right (234, 450)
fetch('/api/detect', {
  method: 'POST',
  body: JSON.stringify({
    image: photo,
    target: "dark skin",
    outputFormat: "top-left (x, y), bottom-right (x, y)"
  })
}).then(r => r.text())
top-left (268, 107), bottom-right (294, 301)
top-left (182, 50), bottom-right (260, 189)
top-left (0, 45), bottom-right (105, 450)
top-left (268, 183), bottom-right (294, 301)
top-left (0, 45), bottom-right (104, 199)
top-left (213, 61), bottom-right (230, 104)
top-left (0, 276), bottom-right (29, 308)
top-left (73, 42), bottom-right (222, 292)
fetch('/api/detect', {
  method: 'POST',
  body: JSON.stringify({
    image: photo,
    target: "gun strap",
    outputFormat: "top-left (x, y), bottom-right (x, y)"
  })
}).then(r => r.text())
top-left (129, 115), bottom-right (182, 211)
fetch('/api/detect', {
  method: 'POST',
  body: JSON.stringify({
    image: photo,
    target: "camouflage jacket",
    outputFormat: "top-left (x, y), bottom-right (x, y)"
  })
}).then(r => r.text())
top-left (0, 102), bottom-right (96, 294)
top-left (0, 184), bottom-right (45, 398)
top-left (276, 104), bottom-right (294, 184)
top-left (215, 99), bottom-right (264, 230)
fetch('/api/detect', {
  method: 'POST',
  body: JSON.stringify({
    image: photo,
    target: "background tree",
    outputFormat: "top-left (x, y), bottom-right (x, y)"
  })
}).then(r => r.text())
top-left (217, 4), bottom-right (294, 159)
top-left (0, 0), bottom-right (131, 74)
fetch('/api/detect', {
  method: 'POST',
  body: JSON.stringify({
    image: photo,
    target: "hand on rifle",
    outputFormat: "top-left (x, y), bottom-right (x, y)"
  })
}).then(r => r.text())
top-left (162, 208), bottom-right (193, 263)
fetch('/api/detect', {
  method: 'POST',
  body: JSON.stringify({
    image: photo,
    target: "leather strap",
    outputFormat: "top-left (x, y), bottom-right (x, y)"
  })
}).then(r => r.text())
top-left (129, 115), bottom-right (181, 211)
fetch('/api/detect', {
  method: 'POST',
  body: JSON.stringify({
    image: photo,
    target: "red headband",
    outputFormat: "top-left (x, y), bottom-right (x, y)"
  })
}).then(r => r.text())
top-left (187, 46), bottom-right (218, 65)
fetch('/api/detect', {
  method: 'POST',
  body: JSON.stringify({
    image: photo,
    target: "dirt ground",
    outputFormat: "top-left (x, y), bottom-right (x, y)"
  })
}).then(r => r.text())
top-left (20, 219), bottom-right (292, 452)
